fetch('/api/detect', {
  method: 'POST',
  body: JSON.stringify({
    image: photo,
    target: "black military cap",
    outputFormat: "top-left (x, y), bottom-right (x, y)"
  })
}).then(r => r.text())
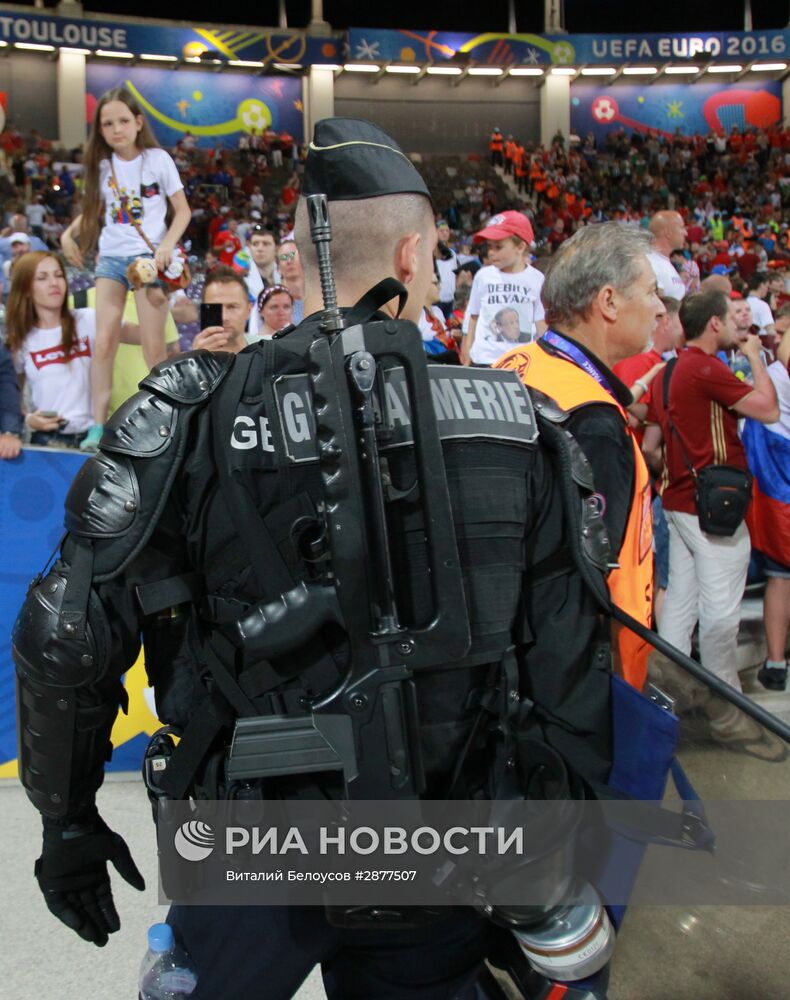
top-left (304, 117), bottom-right (432, 202)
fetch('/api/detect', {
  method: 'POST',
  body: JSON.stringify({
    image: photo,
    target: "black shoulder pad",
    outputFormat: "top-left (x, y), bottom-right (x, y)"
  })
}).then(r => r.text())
top-left (529, 388), bottom-right (569, 424)
top-left (64, 451), bottom-right (139, 539)
top-left (100, 390), bottom-right (177, 458)
top-left (140, 350), bottom-right (233, 405)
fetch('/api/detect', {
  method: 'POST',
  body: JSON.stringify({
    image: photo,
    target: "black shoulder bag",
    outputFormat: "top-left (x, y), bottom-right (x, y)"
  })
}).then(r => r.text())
top-left (662, 356), bottom-right (752, 537)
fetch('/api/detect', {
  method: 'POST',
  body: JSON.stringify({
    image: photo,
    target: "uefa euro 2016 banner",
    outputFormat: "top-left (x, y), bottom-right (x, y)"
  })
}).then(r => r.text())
top-left (86, 65), bottom-right (304, 150)
top-left (0, 449), bottom-right (159, 779)
top-left (0, 9), bottom-right (339, 65)
top-left (347, 27), bottom-right (790, 67)
top-left (0, 9), bottom-right (786, 69)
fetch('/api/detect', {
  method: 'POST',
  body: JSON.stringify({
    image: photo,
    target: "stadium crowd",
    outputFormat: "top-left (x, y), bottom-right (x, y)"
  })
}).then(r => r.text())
top-left (0, 117), bottom-right (788, 703)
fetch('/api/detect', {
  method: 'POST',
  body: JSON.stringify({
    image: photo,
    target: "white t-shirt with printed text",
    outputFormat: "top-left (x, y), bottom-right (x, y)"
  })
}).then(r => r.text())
top-left (466, 263), bottom-right (545, 366)
top-left (98, 149), bottom-right (183, 258)
top-left (14, 308), bottom-right (96, 434)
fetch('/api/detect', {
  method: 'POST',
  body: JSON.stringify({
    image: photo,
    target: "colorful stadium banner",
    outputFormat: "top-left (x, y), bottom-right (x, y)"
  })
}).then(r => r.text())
top-left (86, 65), bottom-right (303, 149)
top-left (0, 10), bottom-right (785, 70)
top-left (0, 448), bottom-right (159, 779)
top-left (0, 9), bottom-right (339, 66)
top-left (570, 81), bottom-right (783, 141)
top-left (347, 28), bottom-right (790, 67)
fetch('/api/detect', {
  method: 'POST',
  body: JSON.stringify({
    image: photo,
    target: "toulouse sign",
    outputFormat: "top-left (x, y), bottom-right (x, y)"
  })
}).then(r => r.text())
top-left (0, 9), bottom-right (338, 65)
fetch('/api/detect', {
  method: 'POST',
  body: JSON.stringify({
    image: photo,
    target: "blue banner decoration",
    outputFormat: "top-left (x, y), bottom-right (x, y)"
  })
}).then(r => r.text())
top-left (0, 9), bottom-right (339, 65)
top-left (86, 65), bottom-right (303, 149)
top-left (348, 28), bottom-right (790, 67)
top-left (0, 449), bottom-right (159, 777)
top-left (571, 80), bottom-right (783, 141)
top-left (0, 12), bottom-right (784, 70)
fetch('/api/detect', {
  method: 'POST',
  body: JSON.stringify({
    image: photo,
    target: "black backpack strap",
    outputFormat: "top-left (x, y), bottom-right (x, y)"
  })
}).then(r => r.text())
top-left (661, 355), bottom-right (698, 483)
top-left (210, 350), bottom-right (295, 597)
top-left (344, 278), bottom-right (408, 326)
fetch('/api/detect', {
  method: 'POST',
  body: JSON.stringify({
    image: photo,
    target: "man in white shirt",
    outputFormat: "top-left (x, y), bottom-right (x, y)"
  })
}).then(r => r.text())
top-left (746, 272), bottom-right (776, 339)
top-left (460, 211), bottom-right (546, 367)
top-left (434, 219), bottom-right (458, 320)
top-left (647, 210), bottom-right (688, 302)
top-left (25, 196), bottom-right (47, 238)
top-left (245, 225), bottom-right (281, 337)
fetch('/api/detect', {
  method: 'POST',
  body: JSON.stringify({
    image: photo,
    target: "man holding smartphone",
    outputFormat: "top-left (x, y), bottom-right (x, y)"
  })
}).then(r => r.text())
top-left (191, 266), bottom-right (253, 354)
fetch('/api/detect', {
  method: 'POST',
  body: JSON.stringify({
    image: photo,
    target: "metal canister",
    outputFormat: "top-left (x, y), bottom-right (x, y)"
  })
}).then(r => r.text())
top-left (511, 881), bottom-right (616, 982)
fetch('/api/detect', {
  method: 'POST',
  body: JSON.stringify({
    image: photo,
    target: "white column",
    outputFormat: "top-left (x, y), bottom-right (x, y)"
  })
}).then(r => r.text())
top-left (304, 66), bottom-right (335, 141)
top-left (783, 77), bottom-right (790, 128)
top-left (540, 73), bottom-right (570, 146)
top-left (57, 49), bottom-right (86, 149)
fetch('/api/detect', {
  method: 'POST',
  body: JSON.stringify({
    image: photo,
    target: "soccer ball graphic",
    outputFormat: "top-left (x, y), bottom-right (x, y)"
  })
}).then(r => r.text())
top-left (551, 42), bottom-right (576, 65)
top-left (592, 96), bottom-right (618, 123)
top-left (238, 99), bottom-right (271, 132)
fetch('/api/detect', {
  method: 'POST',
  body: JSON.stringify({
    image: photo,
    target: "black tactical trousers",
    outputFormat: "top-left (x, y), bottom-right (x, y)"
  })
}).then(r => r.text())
top-left (168, 904), bottom-right (490, 999)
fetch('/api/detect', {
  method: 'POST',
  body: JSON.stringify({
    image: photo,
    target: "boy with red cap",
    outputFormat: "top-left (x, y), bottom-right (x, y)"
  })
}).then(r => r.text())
top-left (460, 210), bottom-right (546, 367)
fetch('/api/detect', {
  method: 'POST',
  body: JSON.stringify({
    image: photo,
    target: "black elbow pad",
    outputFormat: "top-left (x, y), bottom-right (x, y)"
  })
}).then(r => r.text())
top-left (13, 569), bottom-right (110, 687)
top-left (13, 568), bottom-right (113, 818)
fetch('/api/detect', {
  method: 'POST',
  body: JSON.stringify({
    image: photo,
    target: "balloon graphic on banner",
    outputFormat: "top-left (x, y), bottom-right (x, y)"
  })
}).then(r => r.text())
top-left (124, 80), bottom-right (272, 136)
top-left (591, 94), bottom-right (673, 139)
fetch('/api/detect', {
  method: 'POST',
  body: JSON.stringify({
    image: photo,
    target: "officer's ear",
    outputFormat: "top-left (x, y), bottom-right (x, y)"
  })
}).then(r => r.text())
top-left (393, 232), bottom-right (422, 289)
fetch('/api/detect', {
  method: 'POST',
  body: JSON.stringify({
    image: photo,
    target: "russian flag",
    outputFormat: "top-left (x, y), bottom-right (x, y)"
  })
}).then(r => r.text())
top-left (742, 388), bottom-right (790, 568)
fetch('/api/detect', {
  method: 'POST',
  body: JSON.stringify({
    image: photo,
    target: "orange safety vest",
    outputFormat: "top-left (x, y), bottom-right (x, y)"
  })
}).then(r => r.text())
top-left (494, 342), bottom-right (654, 690)
top-left (505, 139), bottom-right (516, 161)
top-left (490, 131), bottom-right (504, 152)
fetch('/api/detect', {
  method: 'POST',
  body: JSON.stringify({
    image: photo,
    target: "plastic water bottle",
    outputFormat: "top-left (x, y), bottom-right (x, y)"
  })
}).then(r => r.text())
top-left (138, 923), bottom-right (198, 1000)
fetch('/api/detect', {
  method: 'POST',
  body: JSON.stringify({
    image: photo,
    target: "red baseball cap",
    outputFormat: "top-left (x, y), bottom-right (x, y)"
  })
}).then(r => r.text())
top-left (473, 210), bottom-right (535, 246)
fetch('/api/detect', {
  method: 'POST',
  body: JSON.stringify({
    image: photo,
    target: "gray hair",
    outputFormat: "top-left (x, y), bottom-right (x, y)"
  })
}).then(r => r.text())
top-left (542, 223), bottom-right (654, 328)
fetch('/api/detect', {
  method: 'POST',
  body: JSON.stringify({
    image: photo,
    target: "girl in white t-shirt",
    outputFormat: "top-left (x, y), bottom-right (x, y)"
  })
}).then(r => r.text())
top-left (60, 87), bottom-right (191, 451)
top-left (6, 251), bottom-right (140, 448)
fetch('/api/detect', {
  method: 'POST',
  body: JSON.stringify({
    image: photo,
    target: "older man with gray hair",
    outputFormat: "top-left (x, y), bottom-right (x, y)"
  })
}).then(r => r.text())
top-left (496, 223), bottom-right (665, 690)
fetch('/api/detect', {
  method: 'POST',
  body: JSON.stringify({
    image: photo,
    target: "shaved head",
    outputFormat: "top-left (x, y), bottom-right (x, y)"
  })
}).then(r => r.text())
top-left (649, 211), bottom-right (687, 253)
top-left (700, 273), bottom-right (732, 296)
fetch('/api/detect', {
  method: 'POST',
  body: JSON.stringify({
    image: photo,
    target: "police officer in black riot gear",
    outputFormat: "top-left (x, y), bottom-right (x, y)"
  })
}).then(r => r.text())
top-left (14, 120), bottom-right (622, 999)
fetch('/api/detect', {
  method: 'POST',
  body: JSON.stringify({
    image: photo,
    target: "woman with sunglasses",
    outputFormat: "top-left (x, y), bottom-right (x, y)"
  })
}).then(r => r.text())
top-left (256, 284), bottom-right (294, 338)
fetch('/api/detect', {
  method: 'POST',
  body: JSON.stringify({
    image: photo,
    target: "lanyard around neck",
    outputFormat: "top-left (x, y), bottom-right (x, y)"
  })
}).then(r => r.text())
top-left (542, 330), bottom-right (617, 401)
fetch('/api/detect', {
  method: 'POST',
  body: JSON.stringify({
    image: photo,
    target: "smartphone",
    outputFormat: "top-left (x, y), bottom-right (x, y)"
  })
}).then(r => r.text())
top-left (200, 302), bottom-right (223, 329)
top-left (40, 410), bottom-right (59, 418)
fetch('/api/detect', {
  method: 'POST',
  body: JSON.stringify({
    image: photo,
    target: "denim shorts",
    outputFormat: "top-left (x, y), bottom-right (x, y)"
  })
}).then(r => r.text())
top-left (95, 253), bottom-right (155, 290)
top-left (30, 430), bottom-right (86, 449)
top-left (752, 549), bottom-right (790, 579)
top-left (652, 495), bottom-right (669, 591)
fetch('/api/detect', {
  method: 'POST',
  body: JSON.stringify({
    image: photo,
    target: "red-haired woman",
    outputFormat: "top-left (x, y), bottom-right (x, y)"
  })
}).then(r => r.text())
top-left (6, 251), bottom-right (138, 448)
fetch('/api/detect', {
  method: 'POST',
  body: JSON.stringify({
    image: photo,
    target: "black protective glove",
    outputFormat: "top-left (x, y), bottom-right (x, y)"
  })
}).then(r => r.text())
top-left (35, 811), bottom-right (145, 946)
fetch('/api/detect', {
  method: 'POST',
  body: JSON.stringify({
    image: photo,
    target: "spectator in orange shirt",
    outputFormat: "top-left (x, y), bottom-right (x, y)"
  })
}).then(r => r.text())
top-left (212, 218), bottom-right (242, 267)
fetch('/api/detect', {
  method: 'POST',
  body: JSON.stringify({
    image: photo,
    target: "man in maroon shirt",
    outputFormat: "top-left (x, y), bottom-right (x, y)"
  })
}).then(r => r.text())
top-left (644, 291), bottom-right (778, 713)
